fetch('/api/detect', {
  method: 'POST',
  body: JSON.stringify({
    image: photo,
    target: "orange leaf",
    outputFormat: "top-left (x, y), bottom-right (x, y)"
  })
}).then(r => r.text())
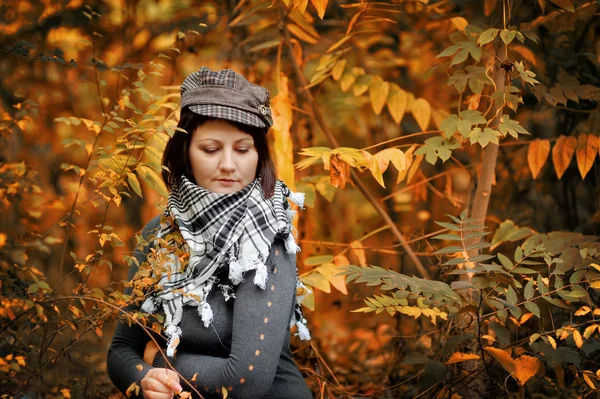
top-left (350, 240), bottom-right (367, 266)
top-left (329, 154), bottom-right (348, 189)
top-left (527, 139), bottom-right (550, 179)
top-left (310, 0), bottom-right (328, 19)
top-left (513, 355), bottom-right (540, 385)
top-left (446, 352), bottom-right (481, 364)
top-left (573, 329), bottom-right (583, 348)
top-left (552, 135), bottom-right (576, 179)
top-left (484, 347), bottom-right (515, 374)
top-left (576, 134), bottom-right (599, 179)
top-left (584, 324), bottom-right (598, 339)
top-left (287, 23), bottom-right (318, 44)
top-left (584, 373), bottom-right (597, 389)
top-left (547, 335), bottom-right (557, 349)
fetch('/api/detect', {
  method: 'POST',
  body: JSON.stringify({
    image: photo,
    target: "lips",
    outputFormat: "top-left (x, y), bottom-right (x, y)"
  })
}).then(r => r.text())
top-left (216, 179), bottom-right (237, 183)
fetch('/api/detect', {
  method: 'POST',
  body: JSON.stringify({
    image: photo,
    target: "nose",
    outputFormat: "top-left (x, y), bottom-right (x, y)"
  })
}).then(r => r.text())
top-left (219, 149), bottom-right (236, 172)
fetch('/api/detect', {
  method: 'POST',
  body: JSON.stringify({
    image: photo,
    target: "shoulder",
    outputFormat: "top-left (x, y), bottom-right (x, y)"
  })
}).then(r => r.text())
top-left (141, 214), bottom-right (162, 239)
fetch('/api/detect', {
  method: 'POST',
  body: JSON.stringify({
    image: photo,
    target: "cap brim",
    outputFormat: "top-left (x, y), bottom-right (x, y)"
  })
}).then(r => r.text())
top-left (188, 104), bottom-right (267, 129)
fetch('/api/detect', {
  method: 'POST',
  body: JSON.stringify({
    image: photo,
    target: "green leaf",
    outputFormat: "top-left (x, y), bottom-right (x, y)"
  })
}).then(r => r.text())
top-left (491, 220), bottom-right (534, 250)
top-left (514, 61), bottom-right (540, 86)
top-left (437, 45), bottom-right (461, 58)
top-left (469, 127), bottom-right (501, 148)
top-left (440, 114), bottom-right (459, 139)
top-left (304, 255), bottom-right (334, 266)
top-left (415, 136), bottom-right (461, 165)
top-left (301, 272), bottom-right (331, 293)
top-left (524, 301), bottom-right (541, 318)
top-left (490, 321), bottom-right (511, 347)
top-left (478, 28), bottom-right (499, 46)
top-left (524, 279), bottom-right (535, 300)
top-left (506, 285), bottom-right (518, 306)
top-left (137, 164), bottom-right (168, 198)
top-left (498, 253), bottom-right (514, 270)
top-left (549, 0), bottom-right (574, 11)
top-left (499, 29), bottom-right (517, 45)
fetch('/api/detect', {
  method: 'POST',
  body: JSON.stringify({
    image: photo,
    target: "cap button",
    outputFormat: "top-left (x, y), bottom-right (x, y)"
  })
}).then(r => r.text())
top-left (259, 105), bottom-right (268, 115)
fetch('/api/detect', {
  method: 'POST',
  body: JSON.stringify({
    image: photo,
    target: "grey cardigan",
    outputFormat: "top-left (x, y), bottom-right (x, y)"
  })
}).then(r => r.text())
top-left (107, 216), bottom-right (312, 398)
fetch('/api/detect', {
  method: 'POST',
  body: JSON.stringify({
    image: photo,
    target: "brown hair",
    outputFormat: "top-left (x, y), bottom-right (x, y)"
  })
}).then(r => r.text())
top-left (162, 109), bottom-right (277, 197)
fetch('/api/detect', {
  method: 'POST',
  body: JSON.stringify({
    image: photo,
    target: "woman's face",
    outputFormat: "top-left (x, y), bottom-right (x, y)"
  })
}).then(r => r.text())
top-left (188, 119), bottom-right (259, 194)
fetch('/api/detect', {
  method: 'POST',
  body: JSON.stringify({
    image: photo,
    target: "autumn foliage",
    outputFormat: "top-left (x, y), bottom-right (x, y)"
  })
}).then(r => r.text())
top-left (1, 0), bottom-right (600, 398)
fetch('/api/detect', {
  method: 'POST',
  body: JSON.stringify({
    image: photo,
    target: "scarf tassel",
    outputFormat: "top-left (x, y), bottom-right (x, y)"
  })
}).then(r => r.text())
top-left (165, 324), bottom-right (182, 357)
top-left (228, 258), bottom-right (244, 285)
top-left (285, 232), bottom-right (301, 254)
top-left (199, 301), bottom-right (213, 328)
top-left (295, 319), bottom-right (311, 341)
top-left (253, 262), bottom-right (268, 290)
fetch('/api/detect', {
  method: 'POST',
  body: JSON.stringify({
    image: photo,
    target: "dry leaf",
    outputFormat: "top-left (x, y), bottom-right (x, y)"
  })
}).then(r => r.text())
top-left (446, 352), bottom-right (481, 364)
top-left (584, 373), bottom-right (596, 390)
top-left (484, 347), bottom-right (516, 374)
top-left (552, 135), bottom-right (576, 179)
top-left (576, 134), bottom-right (599, 179)
top-left (329, 154), bottom-right (348, 189)
top-left (513, 355), bottom-right (540, 385)
top-left (350, 240), bottom-right (367, 266)
top-left (527, 139), bottom-right (550, 179)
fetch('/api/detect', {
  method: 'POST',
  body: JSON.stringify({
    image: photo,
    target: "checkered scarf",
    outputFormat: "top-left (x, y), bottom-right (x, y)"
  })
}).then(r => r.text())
top-left (141, 176), bottom-right (310, 357)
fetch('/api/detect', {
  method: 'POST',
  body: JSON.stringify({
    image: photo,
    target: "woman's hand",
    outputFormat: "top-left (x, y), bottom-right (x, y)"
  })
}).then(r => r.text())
top-left (141, 368), bottom-right (182, 399)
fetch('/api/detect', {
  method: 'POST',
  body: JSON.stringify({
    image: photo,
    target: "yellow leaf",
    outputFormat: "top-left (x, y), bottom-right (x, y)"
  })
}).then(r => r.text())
top-left (590, 263), bottom-right (600, 272)
top-left (387, 83), bottom-right (409, 124)
top-left (396, 145), bottom-right (415, 184)
top-left (520, 312), bottom-right (535, 325)
top-left (60, 388), bottom-right (71, 399)
top-left (272, 75), bottom-right (296, 192)
top-left (127, 173), bottom-right (143, 198)
top-left (527, 139), bottom-right (550, 179)
top-left (331, 59), bottom-right (346, 81)
top-left (126, 382), bottom-right (140, 396)
top-left (369, 76), bottom-right (389, 115)
top-left (136, 364), bottom-right (143, 371)
top-left (221, 386), bottom-right (228, 398)
top-left (574, 306), bottom-right (591, 316)
top-left (374, 148), bottom-right (407, 175)
top-left (513, 355), bottom-right (540, 385)
top-left (410, 98), bottom-right (431, 132)
top-left (552, 135), bottom-right (576, 179)
top-left (317, 262), bottom-right (348, 294)
top-left (137, 164), bottom-right (168, 198)
top-left (446, 352), bottom-right (481, 364)
top-left (451, 17), bottom-right (468, 31)
top-left (301, 271), bottom-right (331, 293)
top-left (406, 153), bottom-right (424, 184)
top-left (484, 347), bottom-right (515, 374)
top-left (310, 0), bottom-right (328, 19)
top-left (576, 134), bottom-right (599, 179)
top-left (590, 281), bottom-right (600, 289)
top-left (287, 23), bottom-right (318, 44)
top-left (351, 240), bottom-right (367, 266)
top-left (584, 373), bottom-right (596, 390)
top-left (583, 325), bottom-right (598, 339)
top-left (573, 329), bottom-right (583, 348)
top-left (327, 35), bottom-right (352, 54)
top-left (548, 335), bottom-right (557, 349)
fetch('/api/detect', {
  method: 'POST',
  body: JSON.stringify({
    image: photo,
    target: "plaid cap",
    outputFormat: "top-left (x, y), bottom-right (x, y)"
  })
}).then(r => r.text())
top-left (180, 66), bottom-right (273, 130)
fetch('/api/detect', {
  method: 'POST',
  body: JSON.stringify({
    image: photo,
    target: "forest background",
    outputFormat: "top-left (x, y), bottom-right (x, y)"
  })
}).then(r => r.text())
top-left (1, 0), bottom-right (599, 398)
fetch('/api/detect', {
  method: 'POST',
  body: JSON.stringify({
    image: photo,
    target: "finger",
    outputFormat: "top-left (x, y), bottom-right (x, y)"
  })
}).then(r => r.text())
top-left (162, 369), bottom-right (182, 392)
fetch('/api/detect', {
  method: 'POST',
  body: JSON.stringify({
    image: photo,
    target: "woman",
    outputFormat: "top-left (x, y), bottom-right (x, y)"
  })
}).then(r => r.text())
top-left (107, 67), bottom-right (312, 399)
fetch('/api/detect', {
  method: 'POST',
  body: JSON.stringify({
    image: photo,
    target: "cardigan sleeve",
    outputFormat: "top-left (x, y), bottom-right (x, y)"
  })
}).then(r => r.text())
top-left (106, 215), bottom-right (162, 398)
top-left (167, 241), bottom-right (298, 398)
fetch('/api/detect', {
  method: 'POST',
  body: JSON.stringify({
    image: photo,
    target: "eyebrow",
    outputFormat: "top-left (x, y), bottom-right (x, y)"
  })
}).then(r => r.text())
top-left (195, 137), bottom-right (254, 143)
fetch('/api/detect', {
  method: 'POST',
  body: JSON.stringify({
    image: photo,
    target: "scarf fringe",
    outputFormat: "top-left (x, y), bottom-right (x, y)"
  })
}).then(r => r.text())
top-left (288, 191), bottom-right (305, 209)
top-left (199, 301), bottom-right (213, 327)
top-left (228, 258), bottom-right (244, 285)
top-left (295, 319), bottom-right (311, 341)
top-left (253, 261), bottom-right (268, 289)
top-left (285, 233), bottom-right (301, 254)
top-left (165, 324), bottom-right (182, 357)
